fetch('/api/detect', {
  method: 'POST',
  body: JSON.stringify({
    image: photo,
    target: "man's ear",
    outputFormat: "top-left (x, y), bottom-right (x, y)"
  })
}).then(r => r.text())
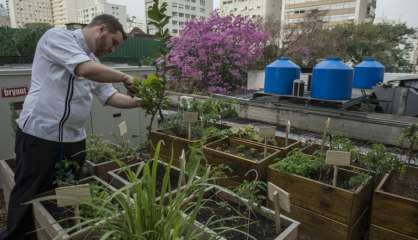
top-left (99, 24), bottom-right (106, 33)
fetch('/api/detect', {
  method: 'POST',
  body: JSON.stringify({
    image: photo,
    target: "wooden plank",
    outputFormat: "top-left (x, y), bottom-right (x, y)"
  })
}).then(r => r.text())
top-left (183, 111), bottom-right (198, 123)
top-left (371, 167), bottom-right (418, 238)
top-left (267, 166), bottom-right (370, 225)
top-left (203, 137), bottom-right (282, 183)
top-left (370, 224), bottom-right (418, 240)
top-left (268, 182), bottom-right (291, 212)
top-left (55, 184), bottom-right (91, 207)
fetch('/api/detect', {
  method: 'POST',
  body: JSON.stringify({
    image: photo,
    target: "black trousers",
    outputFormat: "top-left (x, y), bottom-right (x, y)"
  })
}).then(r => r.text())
top-left (0, 129), bottom-right (85, 240)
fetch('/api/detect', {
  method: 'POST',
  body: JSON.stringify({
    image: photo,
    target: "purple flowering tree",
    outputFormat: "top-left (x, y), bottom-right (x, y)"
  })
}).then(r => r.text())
top-left (168, 11), bottom-right (269, 94)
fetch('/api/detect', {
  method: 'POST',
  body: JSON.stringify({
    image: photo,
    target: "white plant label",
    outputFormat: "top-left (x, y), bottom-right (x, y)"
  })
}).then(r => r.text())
top-left (118, 121), bottom-right (128, 136)
top-left (258, 126), bottom-right (276, 138)
top-left (56, 184), bottom-right (91, 207)
top-left (183, 111), bottom-right (198, 123)
top-left (268, 182), bottom-right (291, 212)
top-left (325, 150), bottom-right (351, 166)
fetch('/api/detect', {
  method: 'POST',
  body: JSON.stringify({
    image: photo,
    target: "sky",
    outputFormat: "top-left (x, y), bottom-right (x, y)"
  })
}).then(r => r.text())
top-left (0, 0), bottom-right (417, 28)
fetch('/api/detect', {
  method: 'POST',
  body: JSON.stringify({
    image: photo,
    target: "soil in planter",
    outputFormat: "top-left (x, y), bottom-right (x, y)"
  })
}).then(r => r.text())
top-left (119, 162), bottom-right (183, 196)
top-left (189, 189), bottom-right (285, 240)
top-left (382, 171), bottom-right (418, 200)
top-left (215, 142), bottom-right (275, 162)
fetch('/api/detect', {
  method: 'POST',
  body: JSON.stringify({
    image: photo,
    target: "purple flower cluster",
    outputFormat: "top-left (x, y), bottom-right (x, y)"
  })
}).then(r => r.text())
top-left (168, 11), bottom-right (269, 93)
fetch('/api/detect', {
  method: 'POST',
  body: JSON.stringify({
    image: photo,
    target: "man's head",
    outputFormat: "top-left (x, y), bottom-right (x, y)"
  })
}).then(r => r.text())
top-left (83, 14), bottom-right (127, 57)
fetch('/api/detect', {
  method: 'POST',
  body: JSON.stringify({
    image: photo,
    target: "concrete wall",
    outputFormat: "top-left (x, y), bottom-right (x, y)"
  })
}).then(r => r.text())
top-left (0, 66), bottom-right (155, 159)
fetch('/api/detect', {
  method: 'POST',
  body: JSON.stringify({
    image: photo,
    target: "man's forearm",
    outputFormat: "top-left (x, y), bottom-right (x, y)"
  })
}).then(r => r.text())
top-left (75, 61), bottom-right (129, 83)
top-left (106, 92), bottom-right (141, 108)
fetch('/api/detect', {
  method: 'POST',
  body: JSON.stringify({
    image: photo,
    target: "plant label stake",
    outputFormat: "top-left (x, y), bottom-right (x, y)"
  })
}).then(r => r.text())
top-left (268, 182), bottom-right (290, 234)
top-left (183, 111), bottom-right (198, 140)
top-left (179, 149), bottom-right (186, 185)
top-left (325, 150), bottom-right (351, 186)
top-left (259, 126), bottom-right (276, 158)
top-left (285, 120), bottom-right (291, 147)
top-left (321, 118), bottom-right (331, 154)
top-left (118, 121), bottom-right (128, 141)
top-left (56, 184), bottom-right (91, 229)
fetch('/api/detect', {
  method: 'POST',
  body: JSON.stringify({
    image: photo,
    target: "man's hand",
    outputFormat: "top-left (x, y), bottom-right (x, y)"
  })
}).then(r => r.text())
top-left (121, 74), bottom-right (136, 96)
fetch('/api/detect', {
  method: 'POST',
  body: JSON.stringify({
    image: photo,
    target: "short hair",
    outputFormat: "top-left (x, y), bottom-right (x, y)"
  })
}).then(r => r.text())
top-left (87, 14), bottom-right (127, 40)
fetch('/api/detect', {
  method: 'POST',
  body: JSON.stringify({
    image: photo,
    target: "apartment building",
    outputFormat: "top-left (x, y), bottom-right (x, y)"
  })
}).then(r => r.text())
top-left (282, 0), bottom-right (376, 28)
top-left (220, 0), bottom-right (282, 21)
top-left (6, 0), bottom-right (54, 28)
top-left (6, 0), bottom-right (127, 30)
top-left (78, 0), bottom-right (127, 30)
top-left (146, 0), bottom-right (214, 35)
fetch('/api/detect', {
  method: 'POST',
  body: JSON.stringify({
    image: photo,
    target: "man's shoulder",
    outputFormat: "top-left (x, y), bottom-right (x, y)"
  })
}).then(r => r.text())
top-left (44, 27), bottom-right (74, 39)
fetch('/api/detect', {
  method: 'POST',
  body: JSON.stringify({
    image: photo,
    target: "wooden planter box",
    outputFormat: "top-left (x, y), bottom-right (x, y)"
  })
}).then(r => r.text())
top-left (186, 186), bottom-right (299, 240)
top-left (203, 137), bottom-right (283, 187)
top-left (370, 166), bottom-right (418, 240)
top-left (85, 157), bottom-right (142, 183)
top-left (0, 158), bottom-right (16, 211)
top-left (150, 128), bottom-right (201, 167)
top-left (267, 165), bottom-right (373, 240)
top-left (108, 160), bottom-right (185, 201)
top-left (237, 136), bottom-right (301, 153)
top-left (33, 176), bottom-right (117, 240)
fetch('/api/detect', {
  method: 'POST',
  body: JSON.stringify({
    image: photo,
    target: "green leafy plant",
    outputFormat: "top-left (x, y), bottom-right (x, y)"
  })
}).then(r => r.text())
top-left (359, 144), bottom-right (405, 176)
top-left (133, 74), bottom-right (168, 139)
top-left (348, 173), bottom-right (370, 189)
top-left (230, 125), bottom-right (262, 142)
top-left (398, 124), bottom-right (418, 164)
top-left (272, 151), bottom-right (325, 178)
top-left (85, 135), bottom-right (139, 164)
top-left (233, 180), bottom-right (266, 206)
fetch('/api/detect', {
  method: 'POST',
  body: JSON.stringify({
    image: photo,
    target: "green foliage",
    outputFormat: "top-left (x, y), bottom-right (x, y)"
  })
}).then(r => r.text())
top-left (359, 144), bottom-right (405, 176)
top-left (86, 135), bottom-right (139, 164)
top-left (328, 134), bottom-right (354, 152)
top-left (133, 74), bottom-right (168, 137)
top-left (230, 125), bottom-right (262, 142)
top-left (399, 124), bottom-right (418, 163)
top-left (272, 151), bottom-right (325, 177)
top-left (332, 22), bottom-right (417, 72)
top-left (147, 0), bottom-right (170, 54)
top-left (187, 97), bottom-right (239, 125)
top-left (348, 173), bottom-right (370, 189)
top-left (55, 158), bottom-right (80, 186)
top-left (233, 180), bottom-right (266, 206)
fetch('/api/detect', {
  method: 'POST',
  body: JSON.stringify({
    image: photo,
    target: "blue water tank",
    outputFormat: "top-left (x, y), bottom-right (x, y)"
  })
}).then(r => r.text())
top-left (353, 57), bottom-right (385, 89)
top-left (311, 57), bottom-right (353, 100)
top-left (264, 57), bottom-right (301, 95)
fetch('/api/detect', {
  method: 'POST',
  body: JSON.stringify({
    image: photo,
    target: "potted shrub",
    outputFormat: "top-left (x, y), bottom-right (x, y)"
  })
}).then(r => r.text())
top-left (230, 125), bottom-right (301, 153)
top-left (0, 158), bottom-right (16, 211)
top-left (267, 150), bottom-right (373, 240)
top-left (370, 166), bottom-right (417, 240)
top-left (203, 137), bottom-right (283, 187)
top-left (183, 185), bottom-right (300, 240)
top-left (32, 176), bottom-right (118, 239)
top-left (84, 136), bottom-right (142, 182)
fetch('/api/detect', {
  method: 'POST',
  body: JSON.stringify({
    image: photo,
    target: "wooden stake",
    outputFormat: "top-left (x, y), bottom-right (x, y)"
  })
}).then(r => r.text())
top-left (74, 204), bottom-right (81, 230)
top-left (188, 122), bottom-right (191, 140)
top-left (273, 191), bottom-right (281, 233)
top-left (264, 136), bottom-right (268, 158)
top-left (321, 118), bottom-right (331, 154)
top-left (179, 149), bottom-right (186, 185)
top-left (285, 120), bottom-right (291, 147)
top-left (333, 165), bottom-right (338, 186)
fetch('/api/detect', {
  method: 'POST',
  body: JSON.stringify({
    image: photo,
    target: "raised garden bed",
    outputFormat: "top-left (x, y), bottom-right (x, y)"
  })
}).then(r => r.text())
top-left (267, 151), bottom-right (373, 240)
top-left (108, 160), bottom-right (185, 198)
top-left (0, 158), bottom-right (16, 211)
top-left (203, 137), bottom-right (283, 187)
top-left (185, 186), bottom-right (299, 240)
top-left (84, 137), bottom-right (142, 182)
top-left (33, 176), bottom-right (117, 240)
top-left (370, 165), bottom-right (418, 240)
top-left (150, 123), bottom-right (229, 167)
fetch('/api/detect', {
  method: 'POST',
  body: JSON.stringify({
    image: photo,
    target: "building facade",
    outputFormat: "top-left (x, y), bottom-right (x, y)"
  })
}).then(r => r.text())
top-left (77, 0), bottom-right (127, 30)
top-left (6, 0), bottom-right (54, 28)
top-left (282, 0), bottom-right (376, 28)
top-left (146, 0), bottom-right (214, 35)
top-left (6, 0), bottom-right (128, 30)
top-left (219, 0), bottom-right (282, 21)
